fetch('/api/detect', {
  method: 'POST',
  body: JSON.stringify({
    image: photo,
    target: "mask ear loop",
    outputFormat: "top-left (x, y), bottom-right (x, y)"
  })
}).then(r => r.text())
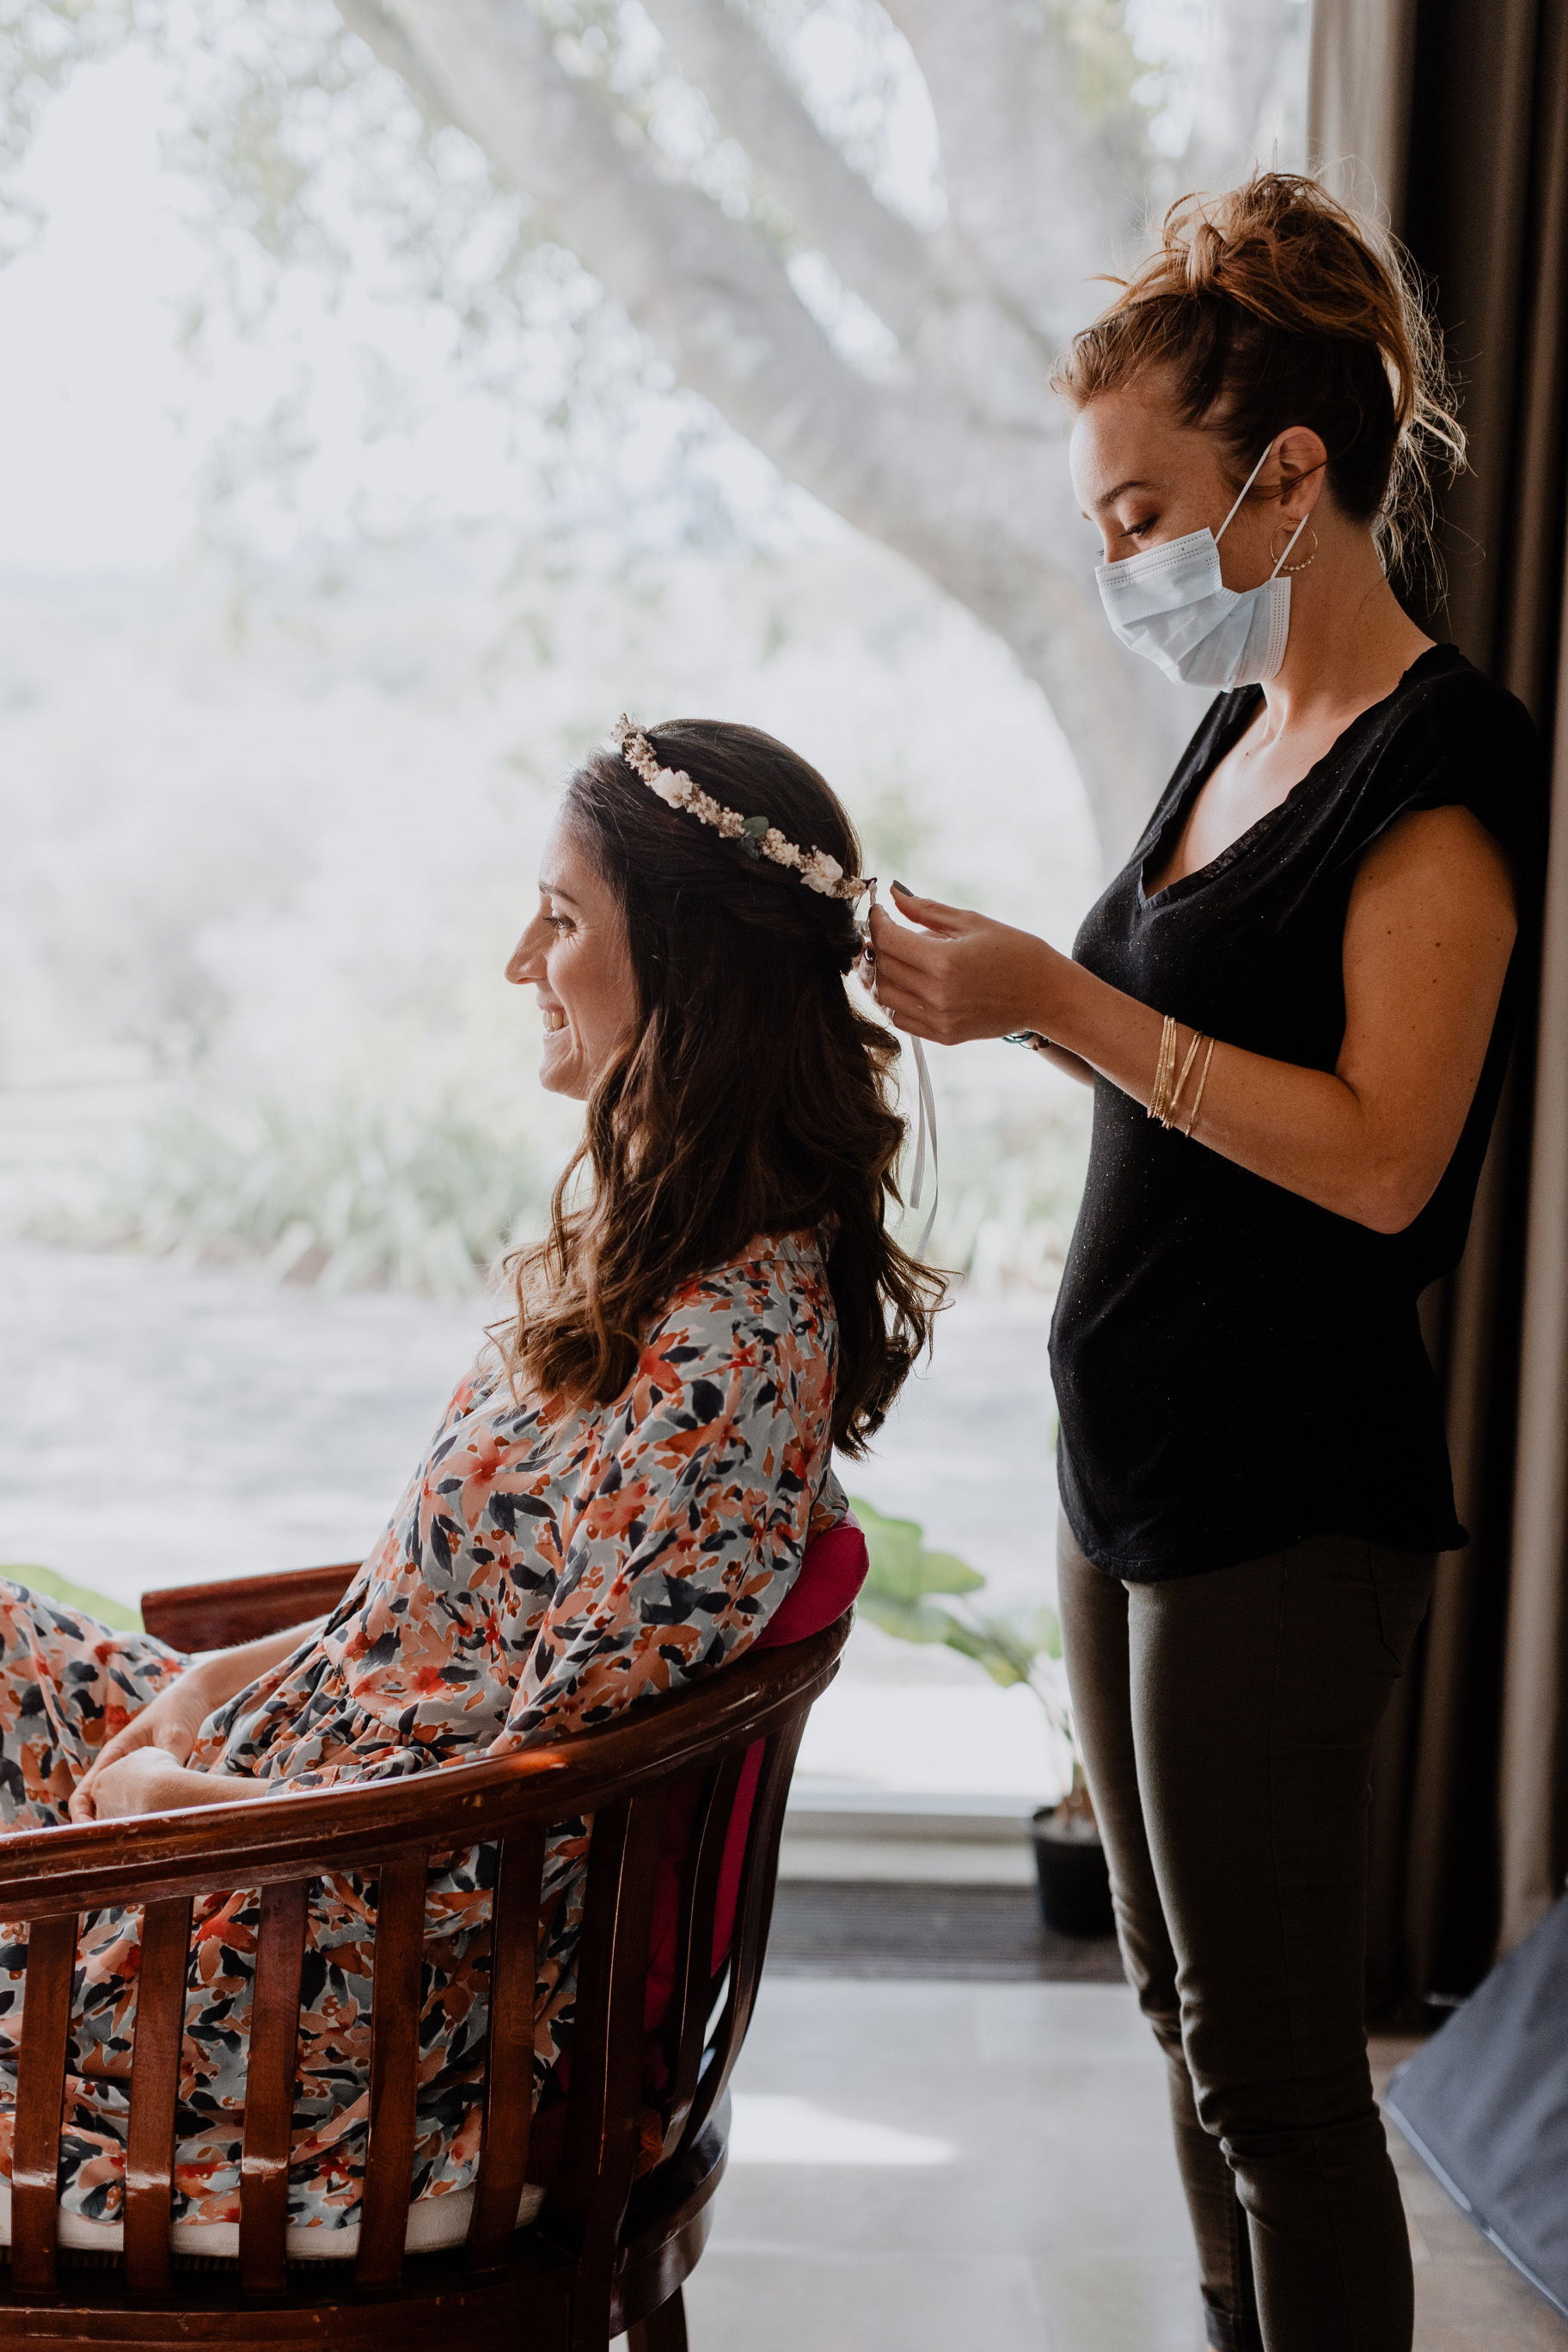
top-left (857, 879), bottom-right (940, 1261)
top-left (1216, 438), bottom-right (1313, 574)
top-left (1214, 438), bottom-right (1277, 544)
top-left (1216, 438), bottom-right (1309, 690)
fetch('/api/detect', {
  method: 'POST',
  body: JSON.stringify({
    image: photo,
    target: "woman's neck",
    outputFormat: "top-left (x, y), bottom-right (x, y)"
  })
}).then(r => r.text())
top-left (1255, 526), bottom-right (1434, 743)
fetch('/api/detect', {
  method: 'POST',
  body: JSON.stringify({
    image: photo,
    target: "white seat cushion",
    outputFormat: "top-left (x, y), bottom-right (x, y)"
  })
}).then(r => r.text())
top-left (0, 2177), bottom-right (543, 2260)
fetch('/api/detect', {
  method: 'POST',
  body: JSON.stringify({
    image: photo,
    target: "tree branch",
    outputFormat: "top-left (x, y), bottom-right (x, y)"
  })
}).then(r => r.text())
top-left (372, 0), bottom-right (1172, 861)
top-left (879, 0), bottom-right (1124, 345)
top-left (641, 0), bottom-right (1065, 436)
top-left (384, 0), bottom-right (927, 510)
top-left (379, 0), bottom-right (1075, 579)
top-left (333, 0), bottom-right (457, 127)
top-left (639, 0), bottom-right (938, 342)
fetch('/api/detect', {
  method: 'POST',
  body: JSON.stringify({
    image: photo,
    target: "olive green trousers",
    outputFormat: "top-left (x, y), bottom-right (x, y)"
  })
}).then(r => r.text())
top-left (1057, 1516), bottom-right (1435, 2352)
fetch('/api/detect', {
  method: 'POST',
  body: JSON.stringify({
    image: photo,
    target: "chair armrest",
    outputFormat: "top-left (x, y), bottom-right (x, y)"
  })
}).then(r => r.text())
top-left (140, 1562), bottom-right (361, 1651)
top-left (0, 1615), bottom-right (850, 1921)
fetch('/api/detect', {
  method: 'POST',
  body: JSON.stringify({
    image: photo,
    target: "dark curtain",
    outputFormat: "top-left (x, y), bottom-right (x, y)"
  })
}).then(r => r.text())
top-left (1320, 0), bottom-right (1568, 2018)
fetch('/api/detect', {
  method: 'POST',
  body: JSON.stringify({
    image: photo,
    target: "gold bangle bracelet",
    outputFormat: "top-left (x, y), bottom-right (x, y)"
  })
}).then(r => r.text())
top-left (1164, 1029), bottom-right (1204, 1128)
top-left (1149, 1014), bottom-right (1177, 1125)
top-left (1181, 1033), bottom-right (1217, 1136)
top-left (1149, 1015), bottom-right (1205, 1130)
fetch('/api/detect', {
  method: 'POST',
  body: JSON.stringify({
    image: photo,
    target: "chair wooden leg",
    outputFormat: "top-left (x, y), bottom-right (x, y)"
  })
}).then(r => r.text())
top-left (626, 2286), bottom-right (689, 2351)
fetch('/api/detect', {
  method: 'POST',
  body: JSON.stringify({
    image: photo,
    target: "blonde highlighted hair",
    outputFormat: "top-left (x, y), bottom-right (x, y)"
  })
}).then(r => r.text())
top-left (1053, 173), bottom-right (1466, 586)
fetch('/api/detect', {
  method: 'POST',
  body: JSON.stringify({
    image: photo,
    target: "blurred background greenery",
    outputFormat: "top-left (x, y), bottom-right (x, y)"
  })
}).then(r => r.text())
top-left (0, 0), bottom-right (1306, 1304)
top-left (0, 0), bottom-right (1306, 1801)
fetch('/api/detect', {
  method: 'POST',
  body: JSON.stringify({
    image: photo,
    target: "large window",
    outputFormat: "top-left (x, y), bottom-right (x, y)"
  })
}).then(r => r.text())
top-left (0, 0), bottom-right (1309, 1806)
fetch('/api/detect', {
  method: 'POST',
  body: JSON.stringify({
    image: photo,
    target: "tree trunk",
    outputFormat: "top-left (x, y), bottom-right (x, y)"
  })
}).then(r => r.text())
top-left (346, 0), bottom-right (1197, 867)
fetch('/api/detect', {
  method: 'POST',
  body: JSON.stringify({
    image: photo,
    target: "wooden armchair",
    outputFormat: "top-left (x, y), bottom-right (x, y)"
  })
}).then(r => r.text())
top-left (0, 1558), bottom-right (852, 2351)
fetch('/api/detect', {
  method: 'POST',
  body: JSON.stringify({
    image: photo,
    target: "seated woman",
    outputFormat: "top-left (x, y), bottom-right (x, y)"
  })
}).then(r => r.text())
top-left (0, 716), bottom-right (940, 2243)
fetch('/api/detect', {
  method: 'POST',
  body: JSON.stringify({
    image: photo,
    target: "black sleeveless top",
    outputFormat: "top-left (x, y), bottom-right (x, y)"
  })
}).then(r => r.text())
top-left (1049, 645), bottom-right (1543, 1581)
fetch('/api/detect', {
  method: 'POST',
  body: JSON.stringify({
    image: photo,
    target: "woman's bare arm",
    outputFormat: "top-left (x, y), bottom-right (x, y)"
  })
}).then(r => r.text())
top-left (869, 805), bottom-right (1516, 1234)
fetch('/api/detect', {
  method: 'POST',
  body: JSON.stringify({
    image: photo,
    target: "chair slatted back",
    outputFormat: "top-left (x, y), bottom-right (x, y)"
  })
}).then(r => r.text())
top-left (541, 1790), bottom-right (672, 2349)
top-left (11, 1912), bottom-right (75, 2294)
top-left (358, 1855), bottom-right (429, 2288)
top-left (660, 1753), bottom-right (746, 2157)
top-left (679, 1719), bottom-right (808, 2156)
top-left (467, 1822), bottom-right (545, 2269)
top-left (0, 1565), bottom-right (846, 2343)
top-left (124, 1896), bottom-right (193, 2296)
top-left (240, 1877), bottom-right (309, 2295)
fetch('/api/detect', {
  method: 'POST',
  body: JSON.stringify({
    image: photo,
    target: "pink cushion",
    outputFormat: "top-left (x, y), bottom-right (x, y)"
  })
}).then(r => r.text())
top-left (642, 1515), bottom-right (868, 2037)
top-left (753, 1516), bottom-right (870, 1651)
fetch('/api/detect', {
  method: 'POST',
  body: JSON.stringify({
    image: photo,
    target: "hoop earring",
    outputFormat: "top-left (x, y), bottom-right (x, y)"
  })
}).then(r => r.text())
top-left (1271, 523), bottom-right (1318, 573)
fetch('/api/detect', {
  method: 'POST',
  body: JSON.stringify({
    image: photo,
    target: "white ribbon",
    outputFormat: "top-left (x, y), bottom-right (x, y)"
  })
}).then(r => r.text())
top-left (857, 879), bottom-right (940, 1260)
top-left (906, 1033), bottom-right (940, 1260)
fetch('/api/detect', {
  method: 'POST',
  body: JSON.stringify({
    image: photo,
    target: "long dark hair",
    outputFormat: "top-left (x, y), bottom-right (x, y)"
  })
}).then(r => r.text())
top-left (496, 718), bottom-right (945, 1453)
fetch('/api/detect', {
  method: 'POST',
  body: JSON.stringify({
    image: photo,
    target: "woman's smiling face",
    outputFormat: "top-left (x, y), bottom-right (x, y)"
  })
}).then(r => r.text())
top-left (505, 820), bottom-right (639, 1099)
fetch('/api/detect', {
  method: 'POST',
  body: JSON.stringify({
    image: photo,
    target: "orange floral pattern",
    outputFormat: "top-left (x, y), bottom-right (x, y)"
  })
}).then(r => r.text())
top-left (0, 1232), bottom-right (840, 2238)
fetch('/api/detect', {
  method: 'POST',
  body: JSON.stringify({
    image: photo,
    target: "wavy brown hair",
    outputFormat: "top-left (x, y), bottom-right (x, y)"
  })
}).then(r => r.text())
top-left (493, 719), bottom-right (945, 1454)
top-left (1053, 173), bottom-right (1465, 586)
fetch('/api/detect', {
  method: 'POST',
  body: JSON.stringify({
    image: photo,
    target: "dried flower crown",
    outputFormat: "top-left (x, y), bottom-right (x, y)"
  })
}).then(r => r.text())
top-left (612, 716), bottom-right (870, 903)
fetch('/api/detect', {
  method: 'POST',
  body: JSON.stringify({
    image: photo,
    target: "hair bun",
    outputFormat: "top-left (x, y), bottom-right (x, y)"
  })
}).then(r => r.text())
top-left (1185, 217), bottom-right (1230, 296)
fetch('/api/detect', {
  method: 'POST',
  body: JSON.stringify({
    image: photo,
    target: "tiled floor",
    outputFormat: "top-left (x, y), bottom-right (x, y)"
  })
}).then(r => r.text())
top-left (660, 1981), bottom-right (1568, 2352)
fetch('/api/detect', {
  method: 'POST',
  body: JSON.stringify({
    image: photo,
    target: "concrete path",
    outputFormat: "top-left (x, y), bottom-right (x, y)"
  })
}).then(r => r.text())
top-left (670, 1981), bottom-right (1568, 2352)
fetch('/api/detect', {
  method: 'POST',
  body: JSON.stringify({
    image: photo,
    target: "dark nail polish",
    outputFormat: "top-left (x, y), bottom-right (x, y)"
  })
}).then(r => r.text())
top-left (891, 878), bottom-right (911, 893)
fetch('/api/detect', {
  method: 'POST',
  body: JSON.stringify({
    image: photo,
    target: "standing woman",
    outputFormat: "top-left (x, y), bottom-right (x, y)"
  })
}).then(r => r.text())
top-left (869, 175), bottom-right (1543, 2352)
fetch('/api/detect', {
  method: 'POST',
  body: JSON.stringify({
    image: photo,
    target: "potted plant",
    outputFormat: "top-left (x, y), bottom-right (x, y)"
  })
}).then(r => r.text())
top-left (850, 1498), bottom-right (1114, 1937)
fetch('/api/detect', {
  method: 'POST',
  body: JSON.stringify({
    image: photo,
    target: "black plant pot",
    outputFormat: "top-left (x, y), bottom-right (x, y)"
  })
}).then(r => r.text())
top-left (1031, 1804), bottom-right (1115, 1937)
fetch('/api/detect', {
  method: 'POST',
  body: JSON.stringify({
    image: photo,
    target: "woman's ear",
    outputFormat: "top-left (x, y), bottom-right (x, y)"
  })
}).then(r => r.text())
top-left (1273, 425), bottom-right (1329, 522)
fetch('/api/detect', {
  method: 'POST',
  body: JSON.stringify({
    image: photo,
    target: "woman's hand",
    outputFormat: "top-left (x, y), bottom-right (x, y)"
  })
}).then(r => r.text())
top-left (67, 1667), bottom-right (220, 1823)
top-left (68, 1616), bottom-right (322, 1825)
top-left (82, 1747), bottom-right (244, 1821)
top-left (868, 884), bottom-right (1068, 1044)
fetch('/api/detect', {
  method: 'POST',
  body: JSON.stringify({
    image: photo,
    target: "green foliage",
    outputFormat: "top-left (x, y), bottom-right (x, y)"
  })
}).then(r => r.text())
top-left (36, 1091), bottom-right (562, 1297)
top-left (848, 1494), bottom-right (983, 1644)
top-left (36, 1081), bottom-right (1090, 1303)
top-left (1050, 0), bottom-right (1152, 144)
top-left (935, 1604), bottom-right (1063, 1692)
top-left (0, 1565), bottom-right (141, 1632)
top-left (849, 1495), bottom-right (1075, 1753)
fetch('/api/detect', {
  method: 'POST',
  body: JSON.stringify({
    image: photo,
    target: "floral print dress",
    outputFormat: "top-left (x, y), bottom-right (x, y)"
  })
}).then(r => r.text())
top-left (0, 1231), bottom-right (842, 2239)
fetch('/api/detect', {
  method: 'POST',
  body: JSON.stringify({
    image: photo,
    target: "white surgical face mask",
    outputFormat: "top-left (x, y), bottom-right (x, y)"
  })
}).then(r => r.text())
top-left (1094, 440), bottom-right (1309, 690)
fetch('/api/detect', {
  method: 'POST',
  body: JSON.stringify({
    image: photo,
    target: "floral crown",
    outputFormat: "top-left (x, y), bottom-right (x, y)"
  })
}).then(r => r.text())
top-left (611, 716), bottom-right (870, 903)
